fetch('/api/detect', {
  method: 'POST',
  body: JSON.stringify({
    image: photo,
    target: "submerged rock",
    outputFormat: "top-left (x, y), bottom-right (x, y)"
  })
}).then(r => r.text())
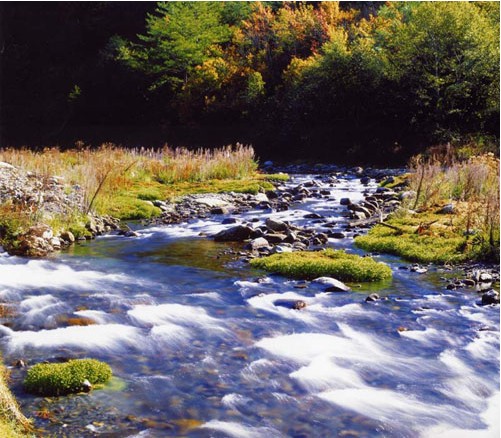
top-left (274, 299), bottom-right (307, 310)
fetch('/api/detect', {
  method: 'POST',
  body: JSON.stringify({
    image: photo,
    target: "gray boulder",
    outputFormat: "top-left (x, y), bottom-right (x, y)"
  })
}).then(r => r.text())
top-left (214, 225), bottom-right (253, 242)
top-left (265, 217), bottom-right (288, 233)
top-left (248, 237), bottom-right (270, 251)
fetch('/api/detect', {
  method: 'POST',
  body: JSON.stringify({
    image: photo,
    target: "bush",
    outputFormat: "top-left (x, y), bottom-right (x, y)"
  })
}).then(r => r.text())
top-left (24, 359), bottom-right (112, 396)
top-left (250, 249), bottom-right (392, 281)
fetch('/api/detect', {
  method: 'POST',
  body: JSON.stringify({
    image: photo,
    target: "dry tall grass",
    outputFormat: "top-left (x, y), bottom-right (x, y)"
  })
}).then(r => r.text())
top-left (0, 143), bottom-right (257, 212)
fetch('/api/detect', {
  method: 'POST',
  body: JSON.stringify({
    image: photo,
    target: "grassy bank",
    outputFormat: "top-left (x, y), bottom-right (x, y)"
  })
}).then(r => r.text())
top-left (0, 143), bottom-right (281, 247)
top-left (0, 361), bottom-right (32, 437)
top-left (356, 152), bottom-right (500, 263)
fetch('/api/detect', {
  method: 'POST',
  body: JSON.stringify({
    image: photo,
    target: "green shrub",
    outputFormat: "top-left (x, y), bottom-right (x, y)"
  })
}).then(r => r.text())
top-left (250, 249), bottom-right (392, 281)
top-left (24, 359), bottom-right (112, 396)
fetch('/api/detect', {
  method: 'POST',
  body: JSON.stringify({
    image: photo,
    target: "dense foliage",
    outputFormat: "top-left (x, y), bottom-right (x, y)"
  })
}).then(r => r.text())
top-left (1, 2), bottom-right (498, 162)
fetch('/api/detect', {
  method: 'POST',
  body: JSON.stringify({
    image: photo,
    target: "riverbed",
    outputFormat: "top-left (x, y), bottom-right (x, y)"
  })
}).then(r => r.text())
top-left (0, 173), bottom-right (499, 437)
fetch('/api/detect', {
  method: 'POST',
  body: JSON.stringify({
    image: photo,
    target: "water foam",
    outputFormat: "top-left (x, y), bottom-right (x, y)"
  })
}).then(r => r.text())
top-left (4, 324), bottom-right (146, 353)
top-left (0, 259), bottom-right (130, 290)
top-left (200, 420), bottom-right (282, 438)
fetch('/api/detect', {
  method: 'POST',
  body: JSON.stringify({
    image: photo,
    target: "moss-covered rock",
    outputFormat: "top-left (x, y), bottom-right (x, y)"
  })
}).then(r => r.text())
top-left (24, 359), bottom-right (112, 396)
top-left (250, 249), bottom-right (392, 281)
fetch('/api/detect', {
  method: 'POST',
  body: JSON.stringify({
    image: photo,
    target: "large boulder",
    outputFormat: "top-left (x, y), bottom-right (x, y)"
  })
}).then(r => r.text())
top-left (214, 225), bottom-right (253, 242)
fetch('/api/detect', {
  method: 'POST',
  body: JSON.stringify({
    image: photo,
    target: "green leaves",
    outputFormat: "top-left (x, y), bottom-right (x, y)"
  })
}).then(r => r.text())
top-left (117, 2), bottom-right (231, 92)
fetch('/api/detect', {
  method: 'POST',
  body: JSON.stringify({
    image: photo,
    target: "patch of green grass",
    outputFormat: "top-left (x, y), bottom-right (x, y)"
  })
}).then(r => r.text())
top-left (24, 359), bottom-right (112, 397)
top-left (96, 194), bottom-right (161, 220)
top-left (260, 173), bottom-right (290, 182)
top-left (355, 214), bottom-right (473, 264)
top-left (94, 176), bottom-right (277, 220)
top-left (250, 249), bottom-right (392, 281)
top-left (161, 178), bottom-right (275, 198)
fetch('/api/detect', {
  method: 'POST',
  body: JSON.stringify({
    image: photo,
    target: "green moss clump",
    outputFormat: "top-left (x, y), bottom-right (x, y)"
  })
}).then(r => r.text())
top-left (250, 249), bottom-right (392, 281)
top-left (24, 359), bottom-right (112, 396)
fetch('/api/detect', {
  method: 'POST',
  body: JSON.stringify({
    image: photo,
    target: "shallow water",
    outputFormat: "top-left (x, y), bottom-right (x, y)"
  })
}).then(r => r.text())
top-left (0, 174), bottom-right (499, 437)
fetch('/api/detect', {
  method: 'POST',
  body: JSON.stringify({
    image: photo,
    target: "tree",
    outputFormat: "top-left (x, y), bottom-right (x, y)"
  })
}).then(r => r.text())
top-left (376, 2), bottom-right (500, 141)
top-left (114, 2), bottom-right (231, 92)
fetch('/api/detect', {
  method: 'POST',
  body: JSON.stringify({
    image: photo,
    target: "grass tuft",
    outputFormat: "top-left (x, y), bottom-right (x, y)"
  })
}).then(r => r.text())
top-left (250, 249), bottom-right (392, 281)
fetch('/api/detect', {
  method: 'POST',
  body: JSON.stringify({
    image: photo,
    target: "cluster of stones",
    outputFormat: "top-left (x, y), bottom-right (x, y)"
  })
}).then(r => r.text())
top-left (206, 170), bottom-right (407, 258)
top-left (4, 214), bottom-right (120, 257)
top-left (445, 268), bottom-right (500, 305)
top-left (150, 190), bottom-right (291, 226)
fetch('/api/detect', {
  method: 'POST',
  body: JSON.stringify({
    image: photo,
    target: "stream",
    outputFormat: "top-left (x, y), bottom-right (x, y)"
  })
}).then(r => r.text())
top-left (0, 173), bottom-right (499, 437)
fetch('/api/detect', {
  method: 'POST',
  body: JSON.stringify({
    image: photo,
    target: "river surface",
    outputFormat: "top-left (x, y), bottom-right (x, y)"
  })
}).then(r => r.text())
top-left (0, 174), bottom-right (499, 437)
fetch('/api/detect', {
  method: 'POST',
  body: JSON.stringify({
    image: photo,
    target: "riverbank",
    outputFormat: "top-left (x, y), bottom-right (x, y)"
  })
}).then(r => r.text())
top-left (356, 152), bottom-right (500, 264)
top-left (0, 144), bottom-right (279, 257)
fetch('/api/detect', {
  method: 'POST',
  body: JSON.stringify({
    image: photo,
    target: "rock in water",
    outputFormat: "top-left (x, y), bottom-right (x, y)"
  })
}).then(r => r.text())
top-left (312, 277), bottom-right (351, 292)
top-left (274, 299), bottom-right (307, 310)
top-left (365, 293), bottom-right (380, 302)
top-left (481, 290), bottom-right (500, 305)
top-left (248, 237), bottom-right (270, 251)
top-left (214, 225), bottom-right (253, 242)
top-left (265, 217), bottom-right (288, 233)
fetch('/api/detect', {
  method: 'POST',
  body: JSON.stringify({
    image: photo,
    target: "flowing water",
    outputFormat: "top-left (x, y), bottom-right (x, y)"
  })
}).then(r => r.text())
top-left (0, 175), bottom-right (499, 437)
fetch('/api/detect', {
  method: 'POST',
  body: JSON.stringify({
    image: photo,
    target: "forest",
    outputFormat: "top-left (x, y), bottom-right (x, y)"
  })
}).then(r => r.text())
top-left (0, 1), bottom-right (499, 162)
